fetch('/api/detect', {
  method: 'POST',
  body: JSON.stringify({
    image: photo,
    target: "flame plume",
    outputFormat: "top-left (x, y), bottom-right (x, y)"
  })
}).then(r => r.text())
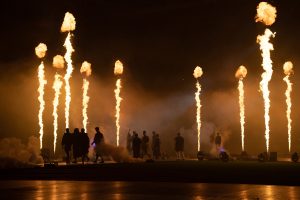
top-left (52, 74), bottom-right (63, 154)
top-left (35, 43), bottom-right (47, 149)
top-left (283, 61), bottom-right (294, 152)
top-left (80, 61), bottom-right (92, 131)
top-left (53, 55), bottom-right (65, 69)
top-left (235, 66), bottom-right (247, 152)
top-left (61, 12), bottom-right (76, 129)
top-left (255, 2), bottom-right (277, 26)
top-left (114, 60), bottom-right (124, 146)
top-left (257, 29), bottom-right (275, 153)
top-left (193, 66), bottom-right (203, 151)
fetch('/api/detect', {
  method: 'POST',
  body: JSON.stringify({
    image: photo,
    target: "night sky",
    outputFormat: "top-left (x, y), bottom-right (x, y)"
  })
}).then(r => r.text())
top-left (0, 0), bottom-right (299, 155)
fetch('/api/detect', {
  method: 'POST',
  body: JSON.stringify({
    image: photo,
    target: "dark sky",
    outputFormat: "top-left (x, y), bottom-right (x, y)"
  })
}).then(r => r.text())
top-left (0, 0), bottom-right (299, 154)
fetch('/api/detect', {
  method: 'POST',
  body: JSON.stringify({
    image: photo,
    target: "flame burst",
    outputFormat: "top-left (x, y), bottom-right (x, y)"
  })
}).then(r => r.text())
top-left (255, 2), bottom-right (277, 26)
top-left (80, 61), bottom-right (92, 131)
top-left (35, 43), bottom-right (47, 149)
top-left (193, 66), bottom-right (203, 151)
top-left (283, 61), bottom-right (294, 152)
top-left (61, 12), bottom-right (76, 129)
top-left (114, 60), bottom-right (124, 146)
top-left (235, 66), bottom-right (247, 152)
top-left (53, 55), bottom-right (65, 69)
top-left (257, 29), bottom-right (275, 153)
top-left (52, 74), bottom-right (63, 154)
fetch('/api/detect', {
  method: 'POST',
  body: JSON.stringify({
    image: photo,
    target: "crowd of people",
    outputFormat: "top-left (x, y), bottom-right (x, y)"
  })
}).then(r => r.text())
top-left (61, 127), bottom-right (104, 164)
top-left (60, 126), bottom-right (191, 164)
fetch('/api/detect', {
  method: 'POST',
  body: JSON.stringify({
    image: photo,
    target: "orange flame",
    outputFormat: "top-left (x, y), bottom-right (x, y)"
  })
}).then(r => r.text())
top-left (257, 28), bottom-right (275, 153)
top-left (53, 55), bottom-right (65, 69)
top-left (236, 65), bottom-right (247, 151)
top-left (63, 32), bottom-right (74, 129)
top-left (114, 60), bottom-right (123, 146)
top-left (61, 12), bottom-right (76, 32)
top-left (52, 74), bottom-right (63, 154)
top-left (255, 2), bottom-right (277, 26)
top-left (36, 43), bottom-right (47, 149)
top-left (283, 61), bottom-right (294, 152)
top-left (80, 61), bottom-right (92, 131)
top-left (193, 66), bottom-right (203, 151)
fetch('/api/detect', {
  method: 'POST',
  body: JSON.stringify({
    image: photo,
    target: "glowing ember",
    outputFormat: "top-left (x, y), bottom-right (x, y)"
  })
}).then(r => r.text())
top-left (257, 28), bottom-right (275, 153)
top-left (80, 61), bottom-right (92, 131)
top-left (52, 74), bottom-right (63, 154)
top-left (255, 2), bottom-right (277, 26)
top-left (283, 61), bottom-right (294, 152)
top-left (61, 12), bottom-right (76, 32)
top-left (235, 65), bottom-right (247, 152)
top-left (114, 60), bottom-right (124, 146)
top-left (61, 12), bottom-right (76, 129)
top-left (193, 66), bottom-right (203, 151)
top-left (36, 43), bottom-right (47, 149)
top-left (53, 55), bottom-right (65, 69)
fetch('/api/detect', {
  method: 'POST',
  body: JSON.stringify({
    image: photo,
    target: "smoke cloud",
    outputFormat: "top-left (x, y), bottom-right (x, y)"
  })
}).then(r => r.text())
top-left (61, 12), bottom-right (76, 32)
top-left (255, 2), bottom-right (277, 26)
top-left (53, 55), bottom-right (65, 69)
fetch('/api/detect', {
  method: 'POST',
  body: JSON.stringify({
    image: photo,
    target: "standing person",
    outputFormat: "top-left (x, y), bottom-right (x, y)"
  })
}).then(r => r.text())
top-left (153, 133), bottom-right (161, 160)
top-left (61, 128), bottom-right (72, 164)
top-left (72, 128), bottom-right (81, 163)
top-left (215, 132), bottom-right (222, 151)
top-left (132, 132), bottom-right (141, 158)
top-left (126, 130), bottom-right (133, 155)
top-left (151, 131), bottom-right (156, 158)
top-left (175, 132), bottom-right (184, 160)
top-left (141, 130), bottom-right (150, 158)
top-left (80, 128), bottom-right (90, 164)
top-left (91, 127), bottom-right (104, 163)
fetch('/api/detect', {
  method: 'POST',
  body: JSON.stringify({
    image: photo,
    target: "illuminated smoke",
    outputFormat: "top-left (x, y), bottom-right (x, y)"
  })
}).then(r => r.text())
top-left (52, 74), bottom-right (63, 154)
top-left (193, 66), bottom-right (203, 151)
top-left (255, 2), bottom-right (277, 26)
top-left (235, 65), bottom-right (247, 152)
top-left (53, 55), bottom-right (65, 69)
top-left (80, 61), bottom-right (92, 131)
top-left (35, 43), bottom-right (47, 149)
top-left (283, 61), bottom-right (294, 152)
top-left (61, 12), bottom-right (76, 32)
top-left (114, 60), bottom-right (124, 146)
top-left (61, 12), bottom-right (76, 129)
top-left (257, 29), bottom-right (275, 153)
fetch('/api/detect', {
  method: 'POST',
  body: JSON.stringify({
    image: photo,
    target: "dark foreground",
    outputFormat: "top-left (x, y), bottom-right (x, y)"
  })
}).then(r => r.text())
top-left (1, 180), bottom-right (300, 199)
top-left (1, 161), bottom-right (300, 186)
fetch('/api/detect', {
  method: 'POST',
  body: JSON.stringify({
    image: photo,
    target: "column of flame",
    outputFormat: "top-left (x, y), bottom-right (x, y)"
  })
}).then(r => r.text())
top-left (52, 74), bottom-right (63, 154)
top-left (255, 2), bottom-right (277, 153)
top-left (235, 66), bottom-right (247, 152)
top-left (283, 61), bottom-right (294, 152)
top-left (35, 43), bottom-right (47, 149)
top-left (114, 60), bottom-right (124, 146)
top-left (193, 66), bottom-right (203, 151)
top-left (61, 12), bottom-right (76, 129)
top-left (80, 61), bottom-right (92, 131)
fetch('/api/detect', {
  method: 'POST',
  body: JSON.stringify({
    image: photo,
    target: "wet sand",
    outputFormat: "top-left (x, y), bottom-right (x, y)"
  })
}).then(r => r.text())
top-left (1, 160), bottom-right (300, 186)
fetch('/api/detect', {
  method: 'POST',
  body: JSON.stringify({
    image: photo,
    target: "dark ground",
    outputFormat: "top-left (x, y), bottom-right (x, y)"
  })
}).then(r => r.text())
top-left (1, 160), bottom-right (300, 186)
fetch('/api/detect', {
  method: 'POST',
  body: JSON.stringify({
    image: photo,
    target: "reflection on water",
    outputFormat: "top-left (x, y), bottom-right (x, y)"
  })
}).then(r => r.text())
top-left (0, 180), bottom-right (300, 200)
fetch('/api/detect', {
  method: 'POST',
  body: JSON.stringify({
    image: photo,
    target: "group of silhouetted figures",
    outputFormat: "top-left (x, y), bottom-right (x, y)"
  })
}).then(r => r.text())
top-left (61, 127), bottom-right (105, 164)
top-left (126, 131), bottom-right (186, 160)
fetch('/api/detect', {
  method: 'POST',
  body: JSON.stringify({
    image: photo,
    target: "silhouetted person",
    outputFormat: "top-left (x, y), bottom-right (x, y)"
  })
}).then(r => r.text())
top-left (80, 128), bottom-right (90, 164)
top-left (151, 131), bottom-right (156, 158)
top-left (72, 128), bottom-right (81, 163)
top-left (175, 133), bottom-right (184, 160)
top-left (141, 130), bottom-right (150, 158)
top-left (153, 134), bottom-right (161, 160)
top-left (215, 132), bottom-right (222, 150)
top-left (91, 127), bottom-right (104, 163)
top-left (132, 132), bottom-right (141, 158)
top-left (126, 130), bottom-right (133, 155)
top-left (61, 128), bottom-right (72, 164)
